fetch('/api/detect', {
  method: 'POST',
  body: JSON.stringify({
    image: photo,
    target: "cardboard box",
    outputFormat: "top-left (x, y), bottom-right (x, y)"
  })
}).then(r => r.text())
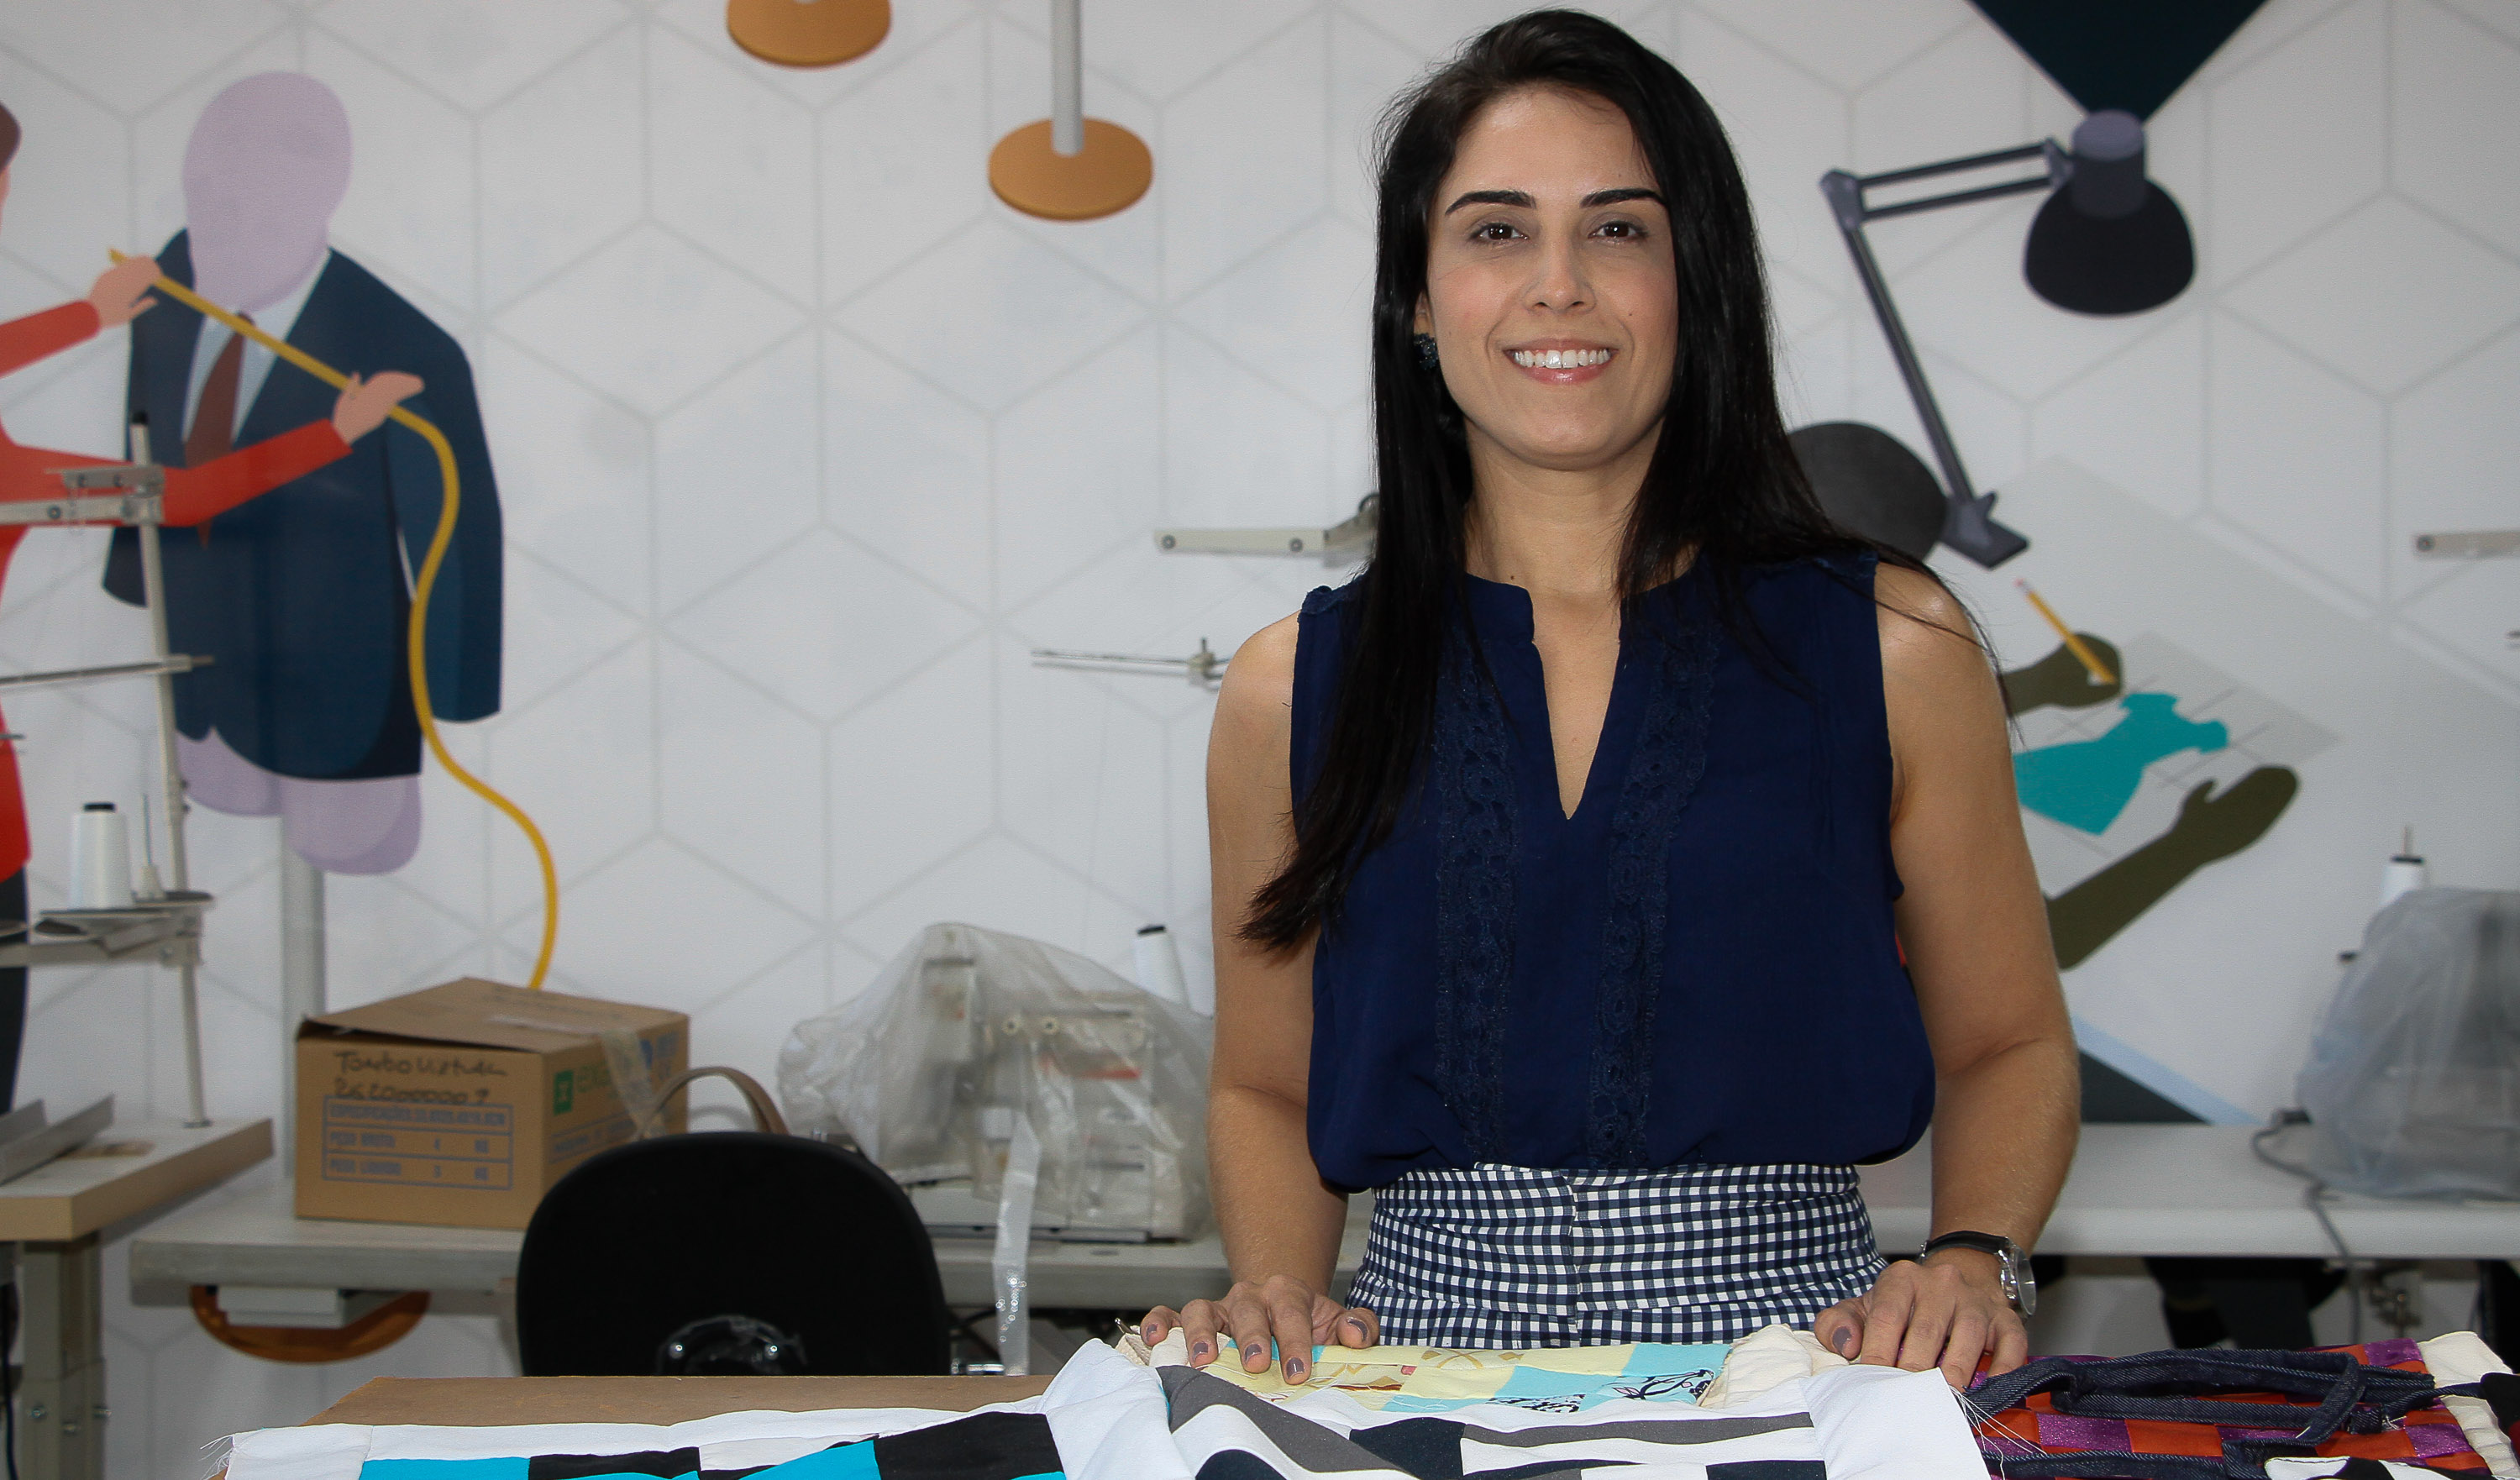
top-left (294, 979), bottom-right (687, 1230)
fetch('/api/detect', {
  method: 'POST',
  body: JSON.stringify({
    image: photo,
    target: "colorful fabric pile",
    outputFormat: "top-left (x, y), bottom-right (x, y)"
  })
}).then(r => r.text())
top-left (1965, 1336), bottom-right (2519, 1480)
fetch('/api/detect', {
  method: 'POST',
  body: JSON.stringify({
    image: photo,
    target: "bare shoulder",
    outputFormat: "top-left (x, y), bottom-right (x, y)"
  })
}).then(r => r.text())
top-left (1872, 562), bottom-right (1987, 690)
top-left (1219, 612), bottom-right (1299, 717)
top-left (1210, 611), bottom-right (1302, 781)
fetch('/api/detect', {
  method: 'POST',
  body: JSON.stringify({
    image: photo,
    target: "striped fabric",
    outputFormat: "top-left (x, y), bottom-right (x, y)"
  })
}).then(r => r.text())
top-left (1350, 1162), bottom-right (1885, 1347)
top-left (1159, 1365), bottom-right (1832, 1480)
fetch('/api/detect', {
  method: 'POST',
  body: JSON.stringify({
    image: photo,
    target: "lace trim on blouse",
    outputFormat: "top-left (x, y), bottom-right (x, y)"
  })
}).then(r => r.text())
top-left (1433, 634), bottom-right (1519, 1160)
top-left (1586, 612), bottom-right (1719, 1166)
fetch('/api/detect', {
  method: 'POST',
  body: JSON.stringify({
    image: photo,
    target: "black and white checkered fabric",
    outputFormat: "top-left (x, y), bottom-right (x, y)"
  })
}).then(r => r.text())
top-left (1348, 1162), bottom-right (1885, 1347)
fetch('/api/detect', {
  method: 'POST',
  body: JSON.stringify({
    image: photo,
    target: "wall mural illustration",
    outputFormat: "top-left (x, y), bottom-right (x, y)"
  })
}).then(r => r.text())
top-left (102, 72), bottom-right (503, 876)
top-left (2009, 632), bottom-right (2321, 979)
top-left (0, 92), bottom-right (430, 1105)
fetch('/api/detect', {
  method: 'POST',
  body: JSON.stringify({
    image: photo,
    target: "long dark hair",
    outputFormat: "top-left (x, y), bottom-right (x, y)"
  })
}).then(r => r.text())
top-left (1245, 10), bottom-right (1927, 952)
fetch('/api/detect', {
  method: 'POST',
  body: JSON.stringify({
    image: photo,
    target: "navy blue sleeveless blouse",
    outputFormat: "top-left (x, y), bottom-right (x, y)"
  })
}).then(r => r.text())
top-left (1291, 554), bottom-right (1935, 1192)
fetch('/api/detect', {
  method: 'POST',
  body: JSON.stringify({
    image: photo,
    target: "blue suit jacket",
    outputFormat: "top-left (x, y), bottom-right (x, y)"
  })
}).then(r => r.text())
top-left (106, 234), bottom-right (501, 780)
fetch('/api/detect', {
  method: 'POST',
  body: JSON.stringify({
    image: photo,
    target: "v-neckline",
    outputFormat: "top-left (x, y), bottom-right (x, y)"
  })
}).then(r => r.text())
top-left (1463, 569), bottom-right (1690, 826)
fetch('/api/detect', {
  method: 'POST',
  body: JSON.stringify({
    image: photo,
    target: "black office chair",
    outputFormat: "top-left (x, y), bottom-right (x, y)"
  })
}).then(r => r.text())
top-left (516, 1067), bottom-right (951, 1376)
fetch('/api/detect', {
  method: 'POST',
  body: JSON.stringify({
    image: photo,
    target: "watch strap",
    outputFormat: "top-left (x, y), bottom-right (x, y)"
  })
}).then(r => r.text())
top-left (1921, 1231), bottom-right (2013, 1260)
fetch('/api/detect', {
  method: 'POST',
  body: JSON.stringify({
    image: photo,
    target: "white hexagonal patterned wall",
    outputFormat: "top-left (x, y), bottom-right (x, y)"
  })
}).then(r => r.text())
top-left (0, 0), bottom-right (2517, 1471)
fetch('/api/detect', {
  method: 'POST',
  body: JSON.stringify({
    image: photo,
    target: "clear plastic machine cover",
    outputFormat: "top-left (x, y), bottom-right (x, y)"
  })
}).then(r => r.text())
top-left (2297, 887), bottom-right (2520, 1200)
top-left (779, 921), bottom-right (1213, 1239)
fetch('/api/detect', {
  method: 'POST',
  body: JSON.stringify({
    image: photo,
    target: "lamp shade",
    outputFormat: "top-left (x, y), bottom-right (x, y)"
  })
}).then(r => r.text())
top-left (2024, 110), bottom-right (2194, 315)
top-left (1790, 422), bottom-right (1946, 560)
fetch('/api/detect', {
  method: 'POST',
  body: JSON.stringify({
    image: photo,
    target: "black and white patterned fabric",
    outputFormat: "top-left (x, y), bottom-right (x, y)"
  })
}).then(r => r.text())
top-left (1349, 1162), bottom-right (1886, 1347)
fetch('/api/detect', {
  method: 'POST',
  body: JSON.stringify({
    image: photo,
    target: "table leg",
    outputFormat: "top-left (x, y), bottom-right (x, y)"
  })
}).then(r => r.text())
top-left (18, 1235), bottom-right (104, 1480)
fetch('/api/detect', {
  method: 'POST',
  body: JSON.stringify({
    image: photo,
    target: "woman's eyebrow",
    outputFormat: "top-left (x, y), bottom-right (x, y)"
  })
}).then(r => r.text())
top-left (1582, 187), bottom-right (1665, 207)
top-left (1444, 188), bottom-right (1534, 214)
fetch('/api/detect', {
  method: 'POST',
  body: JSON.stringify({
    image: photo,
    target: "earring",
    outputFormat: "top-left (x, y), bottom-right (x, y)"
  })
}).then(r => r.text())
top-left (1414, 333), bottom-right (1440, 370)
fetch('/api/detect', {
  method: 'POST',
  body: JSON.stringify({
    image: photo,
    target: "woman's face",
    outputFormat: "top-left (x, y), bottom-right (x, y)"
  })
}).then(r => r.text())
top-left (1417, 87), bottom-right (1677, 478)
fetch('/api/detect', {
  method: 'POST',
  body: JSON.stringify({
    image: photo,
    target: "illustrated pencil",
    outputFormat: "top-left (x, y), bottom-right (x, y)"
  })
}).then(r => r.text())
top-left (2016, 580), bottom-right (2118, 689)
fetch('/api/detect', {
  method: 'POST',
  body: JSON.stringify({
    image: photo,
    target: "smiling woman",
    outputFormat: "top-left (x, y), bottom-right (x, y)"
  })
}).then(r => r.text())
top-left (1140, 10), bottom-right (2077, 1393)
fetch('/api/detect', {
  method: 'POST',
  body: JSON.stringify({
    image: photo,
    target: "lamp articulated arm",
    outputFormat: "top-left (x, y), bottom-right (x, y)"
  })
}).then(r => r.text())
top-left (1819, 144), bottom-right (2066, 569)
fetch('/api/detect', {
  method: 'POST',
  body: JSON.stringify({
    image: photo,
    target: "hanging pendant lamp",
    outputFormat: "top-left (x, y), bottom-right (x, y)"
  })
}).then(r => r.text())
top-left (989, 0), bottom-right (1152, 221)
top-left (727, 0), bottom-right (890, 67)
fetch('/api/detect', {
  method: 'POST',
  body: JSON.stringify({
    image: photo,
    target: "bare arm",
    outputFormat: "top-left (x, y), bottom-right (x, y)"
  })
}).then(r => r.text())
top-left (1140, 614), bottom-right (1378, 1380)
top-left (1814, 565), bottom-right (2079, 1385)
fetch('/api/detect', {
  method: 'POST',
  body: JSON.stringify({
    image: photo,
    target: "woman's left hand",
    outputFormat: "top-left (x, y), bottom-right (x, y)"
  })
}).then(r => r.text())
top-left (1811, 1250), bottom-right (2027, 1388)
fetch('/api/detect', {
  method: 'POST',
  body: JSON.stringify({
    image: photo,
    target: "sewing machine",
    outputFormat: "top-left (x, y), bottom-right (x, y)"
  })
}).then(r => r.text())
top-left (885, 951), bottom-right (1200, 1245)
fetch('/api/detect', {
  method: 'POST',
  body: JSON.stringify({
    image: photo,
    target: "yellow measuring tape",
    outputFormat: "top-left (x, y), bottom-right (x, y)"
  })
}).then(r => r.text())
top-left (111, 251), bottom-right (559, 989)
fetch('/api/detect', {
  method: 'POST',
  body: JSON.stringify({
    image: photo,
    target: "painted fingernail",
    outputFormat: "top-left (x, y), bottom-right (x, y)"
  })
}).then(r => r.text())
top-left (1192, 1341), bottom-right (1208, 1358)
top-left (1287, 1360), bottom-right (1306, 1382)
top-left (1348, 1316), bottom-right (1368, 1335)
top-left (1835, 1329), bottom-right (1857, 1357)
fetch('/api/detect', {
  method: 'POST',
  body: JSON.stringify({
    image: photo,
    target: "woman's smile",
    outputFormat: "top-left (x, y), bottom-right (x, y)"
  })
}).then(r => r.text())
top-left (1505, 340), bottom-right (1615, 383)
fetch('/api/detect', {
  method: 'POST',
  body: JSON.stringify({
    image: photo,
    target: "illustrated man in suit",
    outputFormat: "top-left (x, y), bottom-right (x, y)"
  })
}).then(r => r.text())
top-left (106, 72), bottom-right (501, 873)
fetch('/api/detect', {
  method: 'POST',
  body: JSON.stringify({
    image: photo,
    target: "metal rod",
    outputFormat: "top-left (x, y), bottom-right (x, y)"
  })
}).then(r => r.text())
top-left (1032, 640), bottom-right (1226, 685)
top-left (0, 655), bottom-right (203, 694)
top-left (1050, 0), bottom-right (1084, 156)
top-left (1820, 171), bottom-right (1977, 508)
top-left (1863, 172), bottom-right (2053, 223)
top-left (131, 422), bottom-right (208, 1128)
top-left (280, 849), bottom-right (325, 1164)
top-left (1856, 140), bottom-right (2045, 190)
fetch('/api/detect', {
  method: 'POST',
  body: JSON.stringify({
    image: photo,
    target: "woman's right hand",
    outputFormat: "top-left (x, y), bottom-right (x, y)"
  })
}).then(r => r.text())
top-left (1142, 1277), bottom-right (1378, 1383)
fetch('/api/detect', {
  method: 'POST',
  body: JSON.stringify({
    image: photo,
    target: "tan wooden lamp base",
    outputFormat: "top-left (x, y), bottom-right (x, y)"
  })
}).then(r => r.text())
top-left (989, 119), bottom-right (1153, 221)
top-left (727, 0), bottom-right (890, 67)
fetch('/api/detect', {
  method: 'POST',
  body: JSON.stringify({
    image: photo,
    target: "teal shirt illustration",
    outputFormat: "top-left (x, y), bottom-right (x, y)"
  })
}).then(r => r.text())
top-left (2014, 691), bottom-right (2228, 835)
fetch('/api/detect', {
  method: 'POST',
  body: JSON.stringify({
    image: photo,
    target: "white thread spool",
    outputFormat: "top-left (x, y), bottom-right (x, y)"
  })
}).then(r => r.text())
top-left (2379, 847), bottom-right (2428, 912)
top-left (1132, 924), bottom-right (1189, 1008)
top-left (70, 801), bottom-right (134, 910)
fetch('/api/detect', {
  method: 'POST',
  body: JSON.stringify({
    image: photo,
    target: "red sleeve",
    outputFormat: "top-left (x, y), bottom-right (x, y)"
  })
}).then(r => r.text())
top-left (160, 420), bottom-right (353, 525)
top-left (0, 302), bottom-right (102, 379)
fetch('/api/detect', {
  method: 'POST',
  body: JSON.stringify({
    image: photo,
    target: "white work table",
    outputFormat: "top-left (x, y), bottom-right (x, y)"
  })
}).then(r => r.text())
top-left (128, 1126), bottom-right (2520, 1317)
top-left (1861, 1126), bottom-right (2520, 1260)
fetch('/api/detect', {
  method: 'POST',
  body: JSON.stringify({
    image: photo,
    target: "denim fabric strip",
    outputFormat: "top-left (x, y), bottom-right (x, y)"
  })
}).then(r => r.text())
top-left (1970, 1349), bottom-right (2460, 1480)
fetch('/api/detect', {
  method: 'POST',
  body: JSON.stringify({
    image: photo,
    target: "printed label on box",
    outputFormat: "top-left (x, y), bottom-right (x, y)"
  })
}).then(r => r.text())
top-left (549, 1111), bottom-right (635, 1167)
top-left (321, 1099), bottom-right (515, 1189)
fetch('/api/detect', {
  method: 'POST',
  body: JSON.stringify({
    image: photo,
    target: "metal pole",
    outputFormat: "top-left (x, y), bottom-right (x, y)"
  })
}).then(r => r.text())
top-left (1819, 170), bottom-right (1977, 506)
top-left (1050, 0), bottom-right (1083, 156)
top-left (130, 423), bottom-right (207, 1128)
top-left (280, 848), bottom-right (325, 1162)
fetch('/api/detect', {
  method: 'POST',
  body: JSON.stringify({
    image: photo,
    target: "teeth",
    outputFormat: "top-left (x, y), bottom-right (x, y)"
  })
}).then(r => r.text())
top-left (1510, 348), bottom-right (1611, 369)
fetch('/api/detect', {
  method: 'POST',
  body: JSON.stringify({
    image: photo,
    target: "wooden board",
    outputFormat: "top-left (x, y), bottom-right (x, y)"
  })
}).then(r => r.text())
top-left (0, 1118), bottom-right (270, 1241)
top-left (311, 1374), bottom-right (1055, 1425)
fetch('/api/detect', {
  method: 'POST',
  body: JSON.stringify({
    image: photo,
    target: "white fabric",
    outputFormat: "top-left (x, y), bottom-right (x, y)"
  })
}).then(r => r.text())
top-left (181, 249), bottom-right (326, 445)
top-left (1047, 1338), bottom-right (1196, 1480)
top-left (1701, 1320), bottom-right (1851, 1408)
top-left (2269, 1461), bottom-right (2482, 1480)
top-left (2420, 1330), bottom-right (2517, 1479)
top-left (1801, 1364), bottom-right (1986, 1480)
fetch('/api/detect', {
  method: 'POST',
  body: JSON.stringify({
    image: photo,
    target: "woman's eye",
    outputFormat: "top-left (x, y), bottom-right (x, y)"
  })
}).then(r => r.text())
top-left (1594, 220), bottom-right (1646, 240)
top-left (1472, 220), bottom-right (1523, 242)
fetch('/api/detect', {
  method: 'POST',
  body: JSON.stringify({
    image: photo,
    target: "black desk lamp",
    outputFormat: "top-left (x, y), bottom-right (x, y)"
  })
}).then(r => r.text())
top-left (1818, 109), bottom-right (2196, 568)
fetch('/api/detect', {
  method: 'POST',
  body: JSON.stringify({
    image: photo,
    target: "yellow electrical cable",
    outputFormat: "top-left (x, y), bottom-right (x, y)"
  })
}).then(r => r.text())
top-left (111, 250), bottom-right (559, 989)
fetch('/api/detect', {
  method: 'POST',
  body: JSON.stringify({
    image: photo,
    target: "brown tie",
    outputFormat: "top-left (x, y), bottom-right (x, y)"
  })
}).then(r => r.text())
top-left (185, 314), bottom-right (251, 545)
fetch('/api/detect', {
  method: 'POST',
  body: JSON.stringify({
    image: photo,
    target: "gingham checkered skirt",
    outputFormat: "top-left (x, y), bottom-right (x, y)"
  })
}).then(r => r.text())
top-left (1347, 1162), bottom-right (1886, 1348)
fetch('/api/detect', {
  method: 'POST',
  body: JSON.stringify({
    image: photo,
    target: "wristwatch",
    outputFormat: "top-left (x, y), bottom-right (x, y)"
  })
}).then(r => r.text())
top-left (1919, 1230), bottom-right (2037, 1317)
